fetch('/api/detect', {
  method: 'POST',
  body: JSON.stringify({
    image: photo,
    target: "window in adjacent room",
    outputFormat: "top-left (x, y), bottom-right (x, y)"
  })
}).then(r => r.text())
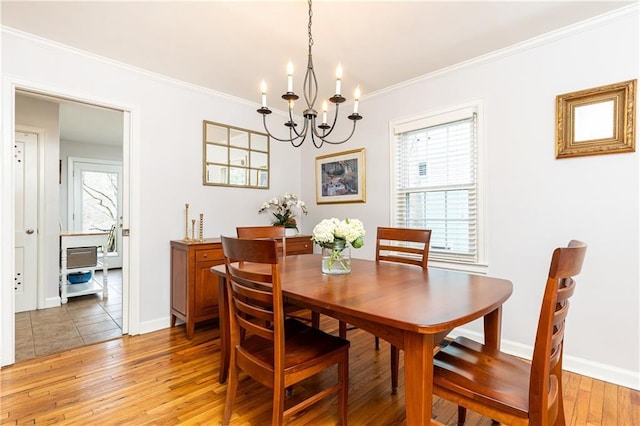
top-left (390, 103), bottom-right (485, 271)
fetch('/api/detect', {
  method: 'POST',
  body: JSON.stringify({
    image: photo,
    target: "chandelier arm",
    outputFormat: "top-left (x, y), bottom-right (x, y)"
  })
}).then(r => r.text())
top-left (292, 130), bottom-right (309, 148)
top-left (292, 120), bottom-right (313, 148)
top-left (309, 116), bottom-right (325, 149)
top-left (286, 108), bottom-right (304, 138)
top-left (311, 134), bottom-right (323, 149)
top-left (261, 115), bottom-right (305, 143)
top-left (287, 106), bottom-right (313, 140)
top-left (311, 103), bottom-right (341, 139)
top-left (317, 120), bottom-right (359, 145)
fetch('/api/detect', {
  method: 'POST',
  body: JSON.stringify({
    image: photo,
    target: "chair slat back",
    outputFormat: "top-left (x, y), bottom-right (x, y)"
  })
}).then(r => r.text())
top-left (375, 227), bottom-right (431, 269)
top-left (222, 236), bottom-right (283, 348)
top-left (236, 225), bottom-right (287, 256)
top-left (530, 240), bottom-right (587, 424)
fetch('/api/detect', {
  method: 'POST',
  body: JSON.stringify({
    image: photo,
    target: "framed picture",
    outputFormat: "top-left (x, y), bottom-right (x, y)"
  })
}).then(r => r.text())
top-left (555, 79), bottom-right (636, 159)
top-left (315, 148), bottom-right (366, 204)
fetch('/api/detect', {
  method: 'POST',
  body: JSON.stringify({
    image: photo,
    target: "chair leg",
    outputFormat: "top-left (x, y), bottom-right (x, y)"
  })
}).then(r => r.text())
top-left (272, 383), bottom-right (286, 425)
top-left (554, 366), bottom-right (566, 426)
top-left (222, 365), bottom-right (239, 426)
top-left (338, 350), bottom-right (349, 425)
top-left (375, 336), bottom-right (380, 350)
top-left (390, 345), bottom-right (400, 394)
top-left (339, 321), bottom-right (347, 339)
top-left (457, 405), bottom-right (467, 426)
top-left (311, 311), bottom-right (320, 328)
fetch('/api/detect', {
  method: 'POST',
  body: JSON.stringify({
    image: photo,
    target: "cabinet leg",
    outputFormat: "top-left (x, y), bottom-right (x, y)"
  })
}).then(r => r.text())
top-left (186, 322), bottom-right (195, 339)
top-left (170, 314), bottom-right (177, 327)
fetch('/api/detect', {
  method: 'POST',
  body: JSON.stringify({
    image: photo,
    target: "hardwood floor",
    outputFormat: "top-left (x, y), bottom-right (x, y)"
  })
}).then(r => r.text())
top-left (2, 317), bottom-right (638, 425)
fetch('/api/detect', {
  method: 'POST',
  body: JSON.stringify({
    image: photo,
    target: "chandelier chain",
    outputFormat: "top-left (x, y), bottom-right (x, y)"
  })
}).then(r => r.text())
top-left (308, 0), bottom-right (314, 49)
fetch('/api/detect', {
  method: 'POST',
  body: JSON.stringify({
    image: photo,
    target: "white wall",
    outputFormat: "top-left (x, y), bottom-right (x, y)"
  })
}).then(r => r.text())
top-left (1, 28), bottom-right (301, 363)
top-left (301, 7), bottom-right (639, 389)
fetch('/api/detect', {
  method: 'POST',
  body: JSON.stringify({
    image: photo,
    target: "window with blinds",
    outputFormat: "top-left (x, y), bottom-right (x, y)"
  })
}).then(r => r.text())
top-left (391, 105), bottom-right (482, 266)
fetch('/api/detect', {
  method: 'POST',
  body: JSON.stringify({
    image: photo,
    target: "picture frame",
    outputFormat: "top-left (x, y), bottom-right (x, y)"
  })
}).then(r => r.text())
top-left (315, 148), bottom-right (366, 204)
top-left (555, 79), bottom-right (636, 159)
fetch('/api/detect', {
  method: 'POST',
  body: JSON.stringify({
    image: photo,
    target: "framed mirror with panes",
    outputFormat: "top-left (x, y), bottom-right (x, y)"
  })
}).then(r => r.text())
top-left (203, 121), bottom-right (270, 188)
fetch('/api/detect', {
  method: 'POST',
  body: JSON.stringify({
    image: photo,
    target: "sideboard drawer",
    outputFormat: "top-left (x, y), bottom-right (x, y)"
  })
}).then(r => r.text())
top-left (286, 235), bottom-right (313, 255)
top-left (196, 248), bottom-right (223, 262)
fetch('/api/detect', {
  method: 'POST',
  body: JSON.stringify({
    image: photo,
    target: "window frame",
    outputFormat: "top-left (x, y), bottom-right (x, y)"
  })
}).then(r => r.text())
top-left (389, 101), bottom-right (487, 273)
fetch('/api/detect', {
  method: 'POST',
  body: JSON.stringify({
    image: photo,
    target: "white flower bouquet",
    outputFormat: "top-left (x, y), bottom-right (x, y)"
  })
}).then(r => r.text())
top-left (312, 218), bottom-right (365, 273)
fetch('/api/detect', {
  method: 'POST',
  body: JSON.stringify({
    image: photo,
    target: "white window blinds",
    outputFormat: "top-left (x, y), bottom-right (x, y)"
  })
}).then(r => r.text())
top-left (392, 107), bottom-right (479, 265)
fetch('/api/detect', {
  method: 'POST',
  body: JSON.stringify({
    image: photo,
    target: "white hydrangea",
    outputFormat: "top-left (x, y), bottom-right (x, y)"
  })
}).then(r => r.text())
top-left (312, 217), bottom-right (365, 248)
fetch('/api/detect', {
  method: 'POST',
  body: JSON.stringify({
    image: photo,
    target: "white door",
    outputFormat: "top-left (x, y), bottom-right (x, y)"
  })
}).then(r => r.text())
top-left (69, 159), bottom-right (123, 268)
top-left (14, 132), bottom-right (38, 313)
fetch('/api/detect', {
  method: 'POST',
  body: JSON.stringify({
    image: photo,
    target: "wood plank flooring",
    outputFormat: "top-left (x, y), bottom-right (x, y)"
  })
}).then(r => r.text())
top-left (2, 317), bottom-right (638, 425)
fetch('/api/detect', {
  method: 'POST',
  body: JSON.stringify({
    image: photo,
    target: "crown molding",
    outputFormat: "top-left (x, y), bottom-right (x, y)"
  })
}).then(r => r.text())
top-left (1, 25), bottom-right (257, 109)
top-left (364, 4), bottom-right (639, 101)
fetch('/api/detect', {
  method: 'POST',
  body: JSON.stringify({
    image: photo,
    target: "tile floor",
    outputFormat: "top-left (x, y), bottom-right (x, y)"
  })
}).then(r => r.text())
top-left (14, 269), bottom-right (123, 362)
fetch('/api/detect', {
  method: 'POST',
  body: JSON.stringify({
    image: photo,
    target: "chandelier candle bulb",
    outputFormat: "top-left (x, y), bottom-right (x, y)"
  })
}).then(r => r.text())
top-left (335, 63), bottom-right (343, 95)
top-left (322, 101), bottom-right (328, 124)
top-left (354, 86), bottom-right (361, 113)
top-left (287, 61), bottom-right (294, 92)
top-left (260, 81), bottom-right (267, 107)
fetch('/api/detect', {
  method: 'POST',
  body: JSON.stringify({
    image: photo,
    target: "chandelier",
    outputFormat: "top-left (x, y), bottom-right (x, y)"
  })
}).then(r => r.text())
top-left (257, 0), bottom-right (363, 148)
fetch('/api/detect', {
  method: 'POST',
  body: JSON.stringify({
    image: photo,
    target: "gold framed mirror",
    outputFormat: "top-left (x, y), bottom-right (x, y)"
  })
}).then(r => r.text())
top-left (555, 79), bottom-right (636, 159)
top-left (203, 120), bottom-right (270, 188)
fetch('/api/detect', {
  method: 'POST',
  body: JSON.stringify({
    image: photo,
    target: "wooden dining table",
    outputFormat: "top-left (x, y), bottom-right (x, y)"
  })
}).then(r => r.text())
top-left (211, 254), bottom-right (513, 425)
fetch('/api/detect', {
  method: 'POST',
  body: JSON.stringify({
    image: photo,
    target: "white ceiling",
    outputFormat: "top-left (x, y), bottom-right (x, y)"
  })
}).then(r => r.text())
top-left (3, 1), bottom-right (634, 145)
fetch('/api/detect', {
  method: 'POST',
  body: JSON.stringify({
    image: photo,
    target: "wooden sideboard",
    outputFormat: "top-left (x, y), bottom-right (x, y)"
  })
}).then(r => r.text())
top-left (170, 238), bottom-right (223, 339)
top-left (170, 235), bottom-right (313, 338)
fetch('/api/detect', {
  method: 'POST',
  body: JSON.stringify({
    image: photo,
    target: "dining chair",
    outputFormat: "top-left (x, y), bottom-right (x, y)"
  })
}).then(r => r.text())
top-left (236, 225), bottom-right (287, 255)
top-left (236, 225), bottom-right (319, 328)
top-left (339, 226), bottom-right (432, 394)
top-left (220, 236), bottom-right (350, 425)
top-left (432, 240), bottom-right (587, 426)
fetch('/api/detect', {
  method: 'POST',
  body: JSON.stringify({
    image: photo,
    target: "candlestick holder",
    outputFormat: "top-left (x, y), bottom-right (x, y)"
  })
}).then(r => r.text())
top-left (191, 219), bottom-right (196, 241)
top-left (199, 213), bottom-right (204, 242)
top-left (183, 203), bottom-right (191, 241)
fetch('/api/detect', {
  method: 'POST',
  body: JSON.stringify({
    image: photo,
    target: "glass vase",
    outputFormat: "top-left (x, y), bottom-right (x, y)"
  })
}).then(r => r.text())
top-left (321, 241), bottom-right (351, 275)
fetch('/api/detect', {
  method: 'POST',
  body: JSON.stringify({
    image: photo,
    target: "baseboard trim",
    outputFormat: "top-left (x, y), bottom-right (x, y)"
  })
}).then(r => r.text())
top-left (453, 327), bottom-right (639, 391)
top-left (43, 297), bottom-right (61, 309)
top-left (139, 316), bottom-right (173, 335)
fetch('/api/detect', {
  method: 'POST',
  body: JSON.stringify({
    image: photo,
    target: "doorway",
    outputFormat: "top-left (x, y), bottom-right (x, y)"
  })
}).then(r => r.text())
top-left (68, 158), bottom-right (123, 268)
top-left (11, 89), bottom-right (130, 363)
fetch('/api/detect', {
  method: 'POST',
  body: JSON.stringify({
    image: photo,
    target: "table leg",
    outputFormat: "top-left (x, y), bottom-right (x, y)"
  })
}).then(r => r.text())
top-left (483, 306), bottom-right (502, 350)
top-left (403, 332), bottom-right (437, 425)
top-left (218, 275), bottom-right (230, 383)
